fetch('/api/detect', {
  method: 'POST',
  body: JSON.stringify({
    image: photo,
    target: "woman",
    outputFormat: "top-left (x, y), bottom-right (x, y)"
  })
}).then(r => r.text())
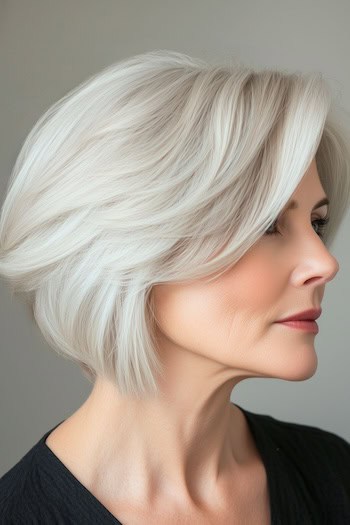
top-left (1, 50), bottom-right (350, 524)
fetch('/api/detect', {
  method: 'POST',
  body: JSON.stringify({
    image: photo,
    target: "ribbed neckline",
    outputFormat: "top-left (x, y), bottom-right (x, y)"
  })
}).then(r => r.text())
top-left (34, 403), bottom-right (282, 524)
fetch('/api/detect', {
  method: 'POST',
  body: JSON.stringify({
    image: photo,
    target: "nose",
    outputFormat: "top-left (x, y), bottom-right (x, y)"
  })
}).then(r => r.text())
top-left (304, 246), bottom-right (339, 286)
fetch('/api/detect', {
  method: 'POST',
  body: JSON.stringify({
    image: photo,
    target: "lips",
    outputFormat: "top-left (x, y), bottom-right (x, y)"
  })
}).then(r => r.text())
top-left (276, 308), bottom-right (322, 322)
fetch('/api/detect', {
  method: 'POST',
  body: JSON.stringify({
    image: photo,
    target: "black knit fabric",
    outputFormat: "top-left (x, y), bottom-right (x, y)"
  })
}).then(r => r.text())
top-left (1, 404), bottom-right (350, 524)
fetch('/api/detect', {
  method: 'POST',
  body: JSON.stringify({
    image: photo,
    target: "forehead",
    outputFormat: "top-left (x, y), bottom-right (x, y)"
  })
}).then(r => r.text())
top-left (285, 159), bottom-right (328, 211)
top-left (284, 196), bottom-right (329, 212)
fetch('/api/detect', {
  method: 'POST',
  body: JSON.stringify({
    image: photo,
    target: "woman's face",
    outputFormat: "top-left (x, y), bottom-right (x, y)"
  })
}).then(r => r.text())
top-left (151, 158), bottom-right (339, 386)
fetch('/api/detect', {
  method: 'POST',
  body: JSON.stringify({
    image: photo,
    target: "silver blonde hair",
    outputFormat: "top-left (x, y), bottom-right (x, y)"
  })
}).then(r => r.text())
top-left (1, 50), bottom-right (350, 399)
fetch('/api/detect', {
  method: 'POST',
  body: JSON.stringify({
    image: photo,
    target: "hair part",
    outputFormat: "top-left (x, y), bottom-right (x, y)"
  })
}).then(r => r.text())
top-left (1, 50), bottom-right (350, 399)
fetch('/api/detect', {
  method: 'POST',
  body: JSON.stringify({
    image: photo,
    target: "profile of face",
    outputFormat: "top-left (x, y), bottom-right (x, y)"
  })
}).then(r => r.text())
top-left (151, 158), bottom-right (339, 390)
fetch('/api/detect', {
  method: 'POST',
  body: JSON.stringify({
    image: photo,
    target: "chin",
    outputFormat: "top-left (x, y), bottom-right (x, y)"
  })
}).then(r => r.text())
top-left (279, 356), bottom-right (318, 382)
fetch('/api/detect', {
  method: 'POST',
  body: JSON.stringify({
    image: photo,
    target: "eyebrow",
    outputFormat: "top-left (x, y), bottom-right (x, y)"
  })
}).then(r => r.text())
top-left (284, 197), bottom-right (329, 212)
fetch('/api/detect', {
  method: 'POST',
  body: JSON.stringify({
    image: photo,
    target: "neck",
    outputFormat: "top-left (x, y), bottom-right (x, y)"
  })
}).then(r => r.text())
top-left (55, 376), bottom-right (258, 509)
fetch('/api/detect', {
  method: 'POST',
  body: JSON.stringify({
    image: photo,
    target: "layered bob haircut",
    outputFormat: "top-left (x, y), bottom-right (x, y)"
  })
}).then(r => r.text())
top-left (1, 50), bottom-right (350, 399)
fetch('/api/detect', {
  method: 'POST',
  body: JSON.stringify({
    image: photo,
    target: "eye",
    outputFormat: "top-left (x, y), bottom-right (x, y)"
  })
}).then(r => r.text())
top-left (265, 215), bottom-right (330, 239)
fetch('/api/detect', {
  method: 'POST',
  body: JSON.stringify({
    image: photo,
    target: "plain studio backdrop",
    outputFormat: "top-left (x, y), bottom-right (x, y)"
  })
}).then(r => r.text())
top-left (0, 0), bottom-right (350, 476)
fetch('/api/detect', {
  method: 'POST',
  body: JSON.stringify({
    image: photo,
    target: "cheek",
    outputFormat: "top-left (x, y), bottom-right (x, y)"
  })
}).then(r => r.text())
top-left (232, 268), bottom-right (276, 311)
top-left (215, 264), bottom-right (280, 358)
top-left (150, 250), bottom-right (282, 356)
top-left (151, 283), bottom-right (225, 348)
top-left (224, 243), bottom-right (284, 315)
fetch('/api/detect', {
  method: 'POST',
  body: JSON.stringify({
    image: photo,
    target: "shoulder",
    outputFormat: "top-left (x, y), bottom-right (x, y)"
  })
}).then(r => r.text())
top-left (245, 409), bottom-right (350, 520)
top-left (253, 408), bottom-right (350, 450)
top-left (263, 410), bottom-right (350, 451)
top-left (252, 409), bottom-right (350, 483)
top-left (0, 447), bottom-right (39, 523)
top-left (0, 430), bottom-right (73, 524)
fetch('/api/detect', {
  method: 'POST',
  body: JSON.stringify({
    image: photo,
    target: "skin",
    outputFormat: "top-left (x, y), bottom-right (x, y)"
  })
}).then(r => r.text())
top-left (45, 157), bottom-right (339, 520)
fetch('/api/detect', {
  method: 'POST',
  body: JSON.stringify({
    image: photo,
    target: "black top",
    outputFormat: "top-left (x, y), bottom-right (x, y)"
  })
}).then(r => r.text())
top-left (1, 403), bottom-right (350, 524)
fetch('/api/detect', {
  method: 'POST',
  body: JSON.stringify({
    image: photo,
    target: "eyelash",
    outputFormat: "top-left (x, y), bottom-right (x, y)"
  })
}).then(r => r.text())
top-left (265, 215), bottom-right (330, 239)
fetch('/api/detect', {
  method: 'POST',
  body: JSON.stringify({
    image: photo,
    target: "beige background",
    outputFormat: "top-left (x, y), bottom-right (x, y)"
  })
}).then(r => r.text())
top-left (1, 0), bottom-right (350, 476)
